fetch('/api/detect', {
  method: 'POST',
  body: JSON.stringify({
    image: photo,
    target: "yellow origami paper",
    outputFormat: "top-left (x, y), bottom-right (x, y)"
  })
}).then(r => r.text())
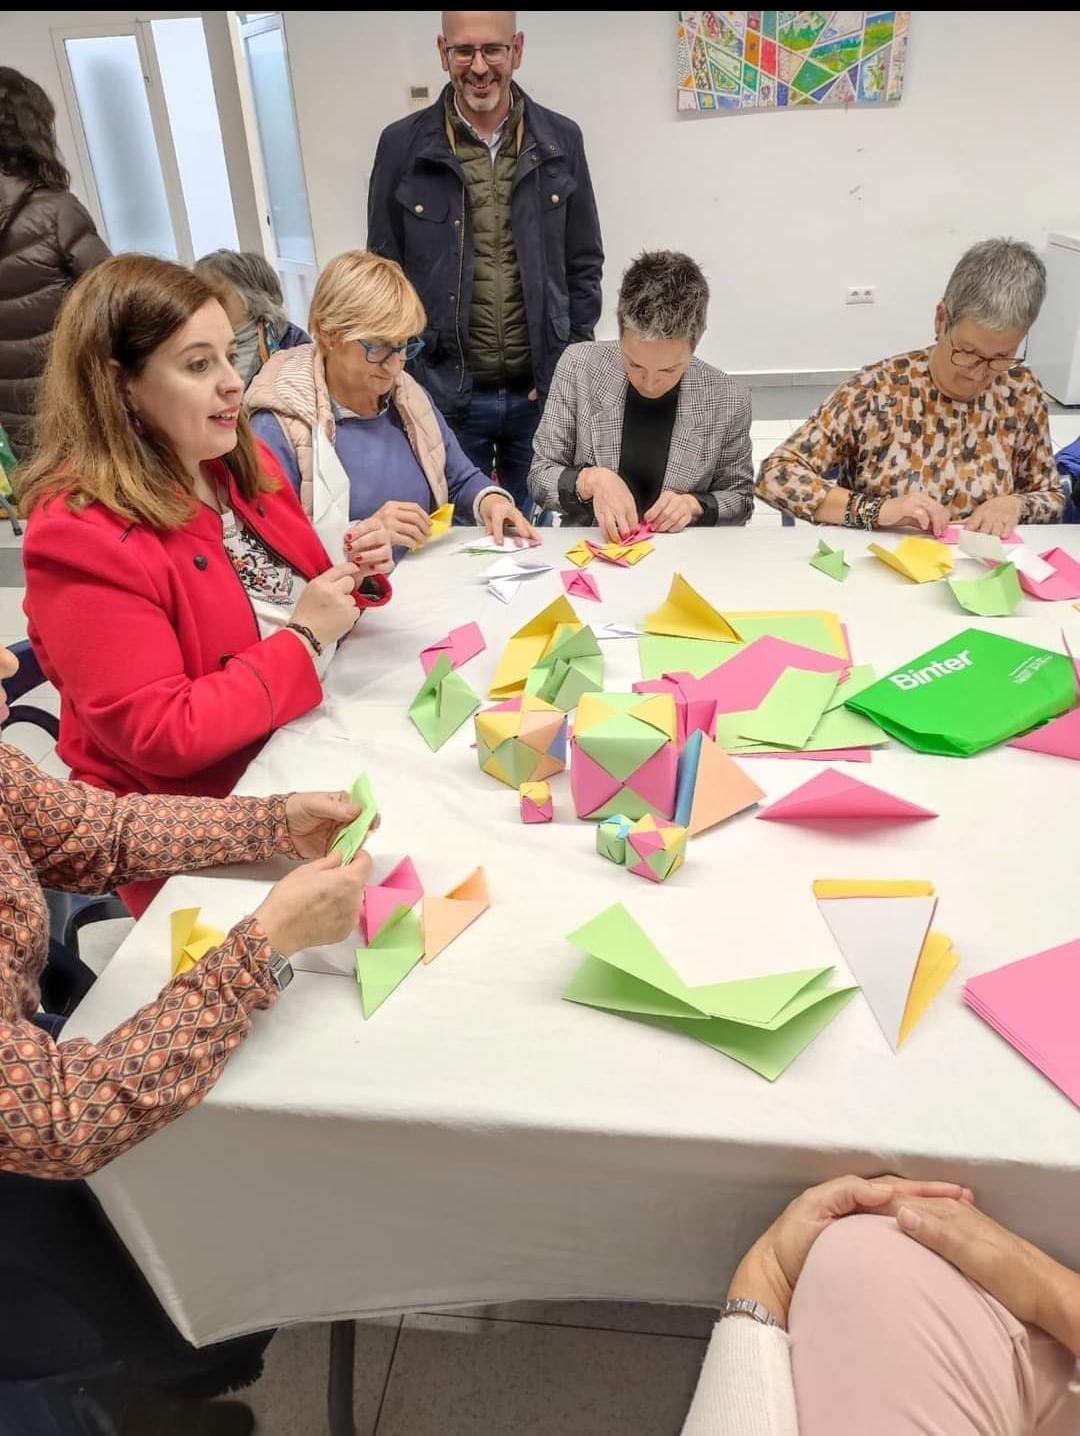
top-left (565, 541), bottom-right (594, 568)
top-left (898, 930), bottom-right (959, 1047)
top-left (812, 880), bottom-right (936, 899)
top-left (645, 574), bottom-right (742, 643)
top-left (869, 537), bottom-right (953, 583)
top-left (170, 907), bottom-right (226, 977)
top-left (419, 503), bottom-right (455, 546)
top-left (488, 596), bottom-right (582, 699)
top-left (595, 539), bottom-right (654, 565)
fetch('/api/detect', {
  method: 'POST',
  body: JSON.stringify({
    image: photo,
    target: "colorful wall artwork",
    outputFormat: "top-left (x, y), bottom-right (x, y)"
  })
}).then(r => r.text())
top-left (677, 11), bottom-right (910, 114)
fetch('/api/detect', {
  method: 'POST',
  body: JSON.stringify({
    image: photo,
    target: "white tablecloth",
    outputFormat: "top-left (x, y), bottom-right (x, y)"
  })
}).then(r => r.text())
top-left (67, 526), bottom-right (1080, 1346)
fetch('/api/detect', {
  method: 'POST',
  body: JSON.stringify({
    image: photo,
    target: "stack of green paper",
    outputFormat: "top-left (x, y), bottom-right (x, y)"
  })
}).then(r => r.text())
top-left (948, 562), bottom-right (1022, 618)
top-left (330, 774), bottom-right (378, 862)
top-left (563, 904), bottom-right (856, 1080)
top-left (409, 652), bottom-right (481, 750)
top-left (524, 625), bottom-right (604, 711)
top-left (713, 665), bottom-right (887, 755)
top-left (810, 539), bottom-right (849, 582)
top-left (639, 610), bottom-right (849, 681)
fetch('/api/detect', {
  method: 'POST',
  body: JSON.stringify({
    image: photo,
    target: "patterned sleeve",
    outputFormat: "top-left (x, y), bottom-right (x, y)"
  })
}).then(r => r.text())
top-left (1014, 380), bottom-right (1065, 523)
top-left (0, 914), bottom-right (280, 1178)
top-left (0, 744), bottom-right (297, 894)
top-left (756, 382), bottom-right (863, 521)
top-left (704, 385), bottom-right (754, 526)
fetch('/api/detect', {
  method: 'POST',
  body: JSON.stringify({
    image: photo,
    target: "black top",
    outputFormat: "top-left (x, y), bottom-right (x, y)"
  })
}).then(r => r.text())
top-left (617, 381), bottom-right (681, 515)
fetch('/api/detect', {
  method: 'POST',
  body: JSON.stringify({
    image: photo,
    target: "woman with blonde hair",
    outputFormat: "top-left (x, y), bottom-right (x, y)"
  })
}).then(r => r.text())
top-left (19, 253), bottom-right (394, 915)
top-left (246, 248), bottom-right (536, 553)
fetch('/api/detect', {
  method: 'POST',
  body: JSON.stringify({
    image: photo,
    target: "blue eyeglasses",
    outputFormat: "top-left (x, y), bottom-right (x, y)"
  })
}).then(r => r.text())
top-left (356, 338), bottom-right (425, 365)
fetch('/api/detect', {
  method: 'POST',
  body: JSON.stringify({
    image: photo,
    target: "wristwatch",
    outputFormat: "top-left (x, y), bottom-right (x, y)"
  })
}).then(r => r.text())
top-left (267, 949), bottom-right (294, 992)
top-left (718, 1298), bottom-right (784, 1329)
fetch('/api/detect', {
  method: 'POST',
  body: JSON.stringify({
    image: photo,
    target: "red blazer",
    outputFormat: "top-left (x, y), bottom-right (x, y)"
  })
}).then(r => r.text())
top-left (23, 442), bottom-right (391, 800)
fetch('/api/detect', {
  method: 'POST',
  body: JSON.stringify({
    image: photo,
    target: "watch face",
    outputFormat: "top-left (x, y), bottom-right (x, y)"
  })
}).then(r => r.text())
top-left (270, 954), bottom-right (294, 990)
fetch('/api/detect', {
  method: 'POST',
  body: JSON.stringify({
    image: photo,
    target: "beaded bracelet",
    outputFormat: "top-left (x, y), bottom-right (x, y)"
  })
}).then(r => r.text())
top-left (863, 496), bottom-right (885, 530)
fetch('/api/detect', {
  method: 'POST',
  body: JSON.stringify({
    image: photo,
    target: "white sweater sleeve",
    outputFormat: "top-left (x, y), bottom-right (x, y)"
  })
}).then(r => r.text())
top-left (681, 1319), bottom-right (799, 1436)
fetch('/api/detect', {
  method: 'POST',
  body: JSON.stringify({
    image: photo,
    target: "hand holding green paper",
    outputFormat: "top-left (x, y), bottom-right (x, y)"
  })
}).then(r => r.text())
top-left (330, 774), bottom-right (379, 863)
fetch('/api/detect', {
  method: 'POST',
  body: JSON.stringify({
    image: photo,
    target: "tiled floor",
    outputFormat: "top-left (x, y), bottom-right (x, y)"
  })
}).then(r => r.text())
top-left (4, 393), bottom-right (1080, 1434)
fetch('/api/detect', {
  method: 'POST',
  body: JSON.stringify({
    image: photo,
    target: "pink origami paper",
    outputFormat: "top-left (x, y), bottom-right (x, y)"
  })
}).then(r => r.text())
top-left (1015, 549), bottom-right (1080, 602)
top-left (584, 540), bottom-right (629, 567)
top-left (561, 569), bottom-right (601, 602)
top-left (964, 938), bottom-right (1080, 1107)
top-left (619, 522), bottom-right (655, 545)
top-left (634, 672), bottom-right (718, 745)
top-left (941, 525), bottom-right (1020, 544)
top-left (420, 622), bottom-right (486, 675)
top-left (360, 857), bottom-right (424, 945)
top-left (756, 769), bottom-right (937, 823)
top-left (694, 637), bottom-right (849, 717)
top-left (1008, 708), bottom-right (1080, 760)
top-left (748, 747), bottom-right (873, 763)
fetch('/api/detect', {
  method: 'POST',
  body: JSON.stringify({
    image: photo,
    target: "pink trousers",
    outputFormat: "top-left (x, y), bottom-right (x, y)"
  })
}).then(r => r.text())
top-left (790, 1215), bottom-right (1079, 1436)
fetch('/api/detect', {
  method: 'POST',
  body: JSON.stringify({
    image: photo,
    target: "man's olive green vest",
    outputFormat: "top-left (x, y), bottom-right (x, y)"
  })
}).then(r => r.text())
top-left (446, 90), bottom-right (532, 385)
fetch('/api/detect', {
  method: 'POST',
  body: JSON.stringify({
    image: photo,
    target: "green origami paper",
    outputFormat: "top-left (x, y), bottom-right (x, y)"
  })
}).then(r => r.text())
top-left (563, 903), bottom-right (856, 1079)
top-left (356, 905), bottom-right (424, 1018)
top-left (330, 773), bottom-right (378, 863)
top-left (810, 540), bottom-right (849, 582)
top-left (713, 667), bottom-right (887, 754)
top-left (737, 669), bottom-right (839, 749)
top-left (724, 614), bottom-right (847, 658)
top-left (638, 636), bottom-right (738, 680)
top-left (948, 562), bottom-right (1022, 618)
top-left (409, 652), bottom-right (481, 751)
top-left (524, 625), bottom-right (604, 711)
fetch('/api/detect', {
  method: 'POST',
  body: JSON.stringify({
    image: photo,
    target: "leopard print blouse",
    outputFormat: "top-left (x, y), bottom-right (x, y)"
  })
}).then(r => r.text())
top-left (0, 743), bottom-right (296, 1179)
top-left (756, 349), bottom-right (1063, 524)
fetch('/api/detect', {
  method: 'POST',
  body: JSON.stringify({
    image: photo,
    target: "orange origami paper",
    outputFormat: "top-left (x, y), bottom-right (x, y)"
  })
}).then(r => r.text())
top-left (421, 867), bottom-right (491, 964)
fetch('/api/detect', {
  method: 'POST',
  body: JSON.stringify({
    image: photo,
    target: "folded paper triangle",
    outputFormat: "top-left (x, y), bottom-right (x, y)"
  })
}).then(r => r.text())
top-left (675, 731), bottom-right (764, 835)
top-left (488, 597), bottom-right (582, 699)
top-left (356, 908), bottom-right (424, 1017)
top-left (421, 867), bottom-right (490, 964)
top-left (1008, 706), bottom-right (1080, 760)
top-left (810, 540), bottom-right (848, 582)
top-left (422, 502), bottom-right (455, 544)
top-left (757, 769), bottom-right (937, 823)
top-left (817, 895), bottom-right (945, 1050)
top-left (170, 907), bottom-right (226, 977)
top-left (330, 774), bottom-right (378, 863)
top-left (361, 857), bottom-right (424, 946)
top-left (1015, 548), bottom-right (1080, 602)
top-left (869, 537), bottom-right (954, 583)
top-left (409, 652), bottom-right (481, 750)
top-left (561, 569), bottom-right (601, 601)
top-left (645, 574), bottom-right (742, 643)
top-left (419, 621), bottom-right (486, 676)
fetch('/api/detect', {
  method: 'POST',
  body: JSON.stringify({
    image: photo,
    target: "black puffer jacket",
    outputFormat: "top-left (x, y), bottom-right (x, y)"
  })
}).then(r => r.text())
top-left (0, 174), bottom-right (109, 456)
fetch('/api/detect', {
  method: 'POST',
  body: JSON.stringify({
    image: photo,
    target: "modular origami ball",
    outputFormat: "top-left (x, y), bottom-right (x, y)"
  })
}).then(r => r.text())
top-left (625, 815), bottom-right (687, 884)
top-left (570, 692), bottom-right (678, 821)
top-left (475, 695), bottom-right (568, 789)
top-left (596, 813), bottom-right (633, 864)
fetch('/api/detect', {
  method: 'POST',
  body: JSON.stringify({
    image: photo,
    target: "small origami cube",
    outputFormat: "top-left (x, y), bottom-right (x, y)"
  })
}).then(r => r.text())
top-left (596, 813), bottom-right (633, 864)
top-left (571, 692), bottom-right (678, 821)
top-left (625, 815), bottom-right (687, 884)
top-left (519, 781), bottom-right (553, 823)
top-left (475, 694), bottom-right (568, 789)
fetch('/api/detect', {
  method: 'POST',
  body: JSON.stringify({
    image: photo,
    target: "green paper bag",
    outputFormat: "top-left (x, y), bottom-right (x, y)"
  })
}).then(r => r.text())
top-left (846, 628), bottom-right (1077, 756)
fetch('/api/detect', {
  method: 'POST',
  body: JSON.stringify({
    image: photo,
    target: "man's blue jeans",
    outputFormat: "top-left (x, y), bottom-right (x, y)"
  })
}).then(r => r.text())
top-left (453, 386), bottom-right (543, 518)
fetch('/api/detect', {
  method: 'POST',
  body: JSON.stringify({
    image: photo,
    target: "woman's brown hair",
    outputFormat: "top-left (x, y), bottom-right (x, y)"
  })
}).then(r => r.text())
top-left (17, 253), bottom-right (274, 528)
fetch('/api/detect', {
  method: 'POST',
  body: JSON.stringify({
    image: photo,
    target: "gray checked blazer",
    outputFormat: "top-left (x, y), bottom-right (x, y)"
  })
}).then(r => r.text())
top-left (528, 340), bottom-right (754, 525)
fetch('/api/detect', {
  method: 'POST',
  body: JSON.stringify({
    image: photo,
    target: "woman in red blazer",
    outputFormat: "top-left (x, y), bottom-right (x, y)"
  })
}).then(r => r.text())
top-left (19, 255), bottom-right (394, 913)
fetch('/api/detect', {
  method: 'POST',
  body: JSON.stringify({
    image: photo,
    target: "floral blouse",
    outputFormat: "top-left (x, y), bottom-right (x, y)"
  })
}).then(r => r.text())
top-left (756, 349), bottom-right (1063, 524)
top-left (0, 743), bottom-right (296, 1179)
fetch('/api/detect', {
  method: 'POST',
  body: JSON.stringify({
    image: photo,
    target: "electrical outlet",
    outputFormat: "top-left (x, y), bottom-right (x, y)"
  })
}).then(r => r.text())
top-left (845, 285), bottom-right (876, 305)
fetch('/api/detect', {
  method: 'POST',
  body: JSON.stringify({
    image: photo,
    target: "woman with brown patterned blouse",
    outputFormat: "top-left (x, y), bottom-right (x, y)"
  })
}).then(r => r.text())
top-left (0, 639), bottom-right (373, 1433)
top-left (757, 239), bottom-right (1064, 537)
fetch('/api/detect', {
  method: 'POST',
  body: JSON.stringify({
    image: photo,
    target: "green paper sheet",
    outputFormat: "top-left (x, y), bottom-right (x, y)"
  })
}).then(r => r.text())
top-left (810, 540), bottom-right (849, 582)
top-left (827, 665), bottom-right (877, 710)
top-left (566, 903), bottom-right (700, 1010)
top-left (637, 987), bottom-right (857, 1081)
top-left (714, 703), bottom-right (887, 756)
top-left (524, 625), bottom-right (604, 711)
top-left (638, 636), bottom-right (739, 680)
top-left (948, 562), bottom-right (1022, 618)
top-left (356, 906), bottom-right (424, 1018)
top-left (689, 967), bottom-right (834, 1027)
top-left (564, 952), bottom-right (708, 1019)
top-left (737, 669), bottom-right (839, 749)
top-left (330, 774), bottom-right (378, 863)
top-left (409, 651), bottom-right (481, 751)
top-left (723, 614), bottom-right (847, 658)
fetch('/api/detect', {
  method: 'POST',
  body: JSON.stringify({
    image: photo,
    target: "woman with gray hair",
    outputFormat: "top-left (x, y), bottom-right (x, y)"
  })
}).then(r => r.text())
top-left (194, 249), bottom-right (310, 386)
top-left (758, 238), bottom-right (1063, 534)
top-left (529, 251), bottom-right (753, 537)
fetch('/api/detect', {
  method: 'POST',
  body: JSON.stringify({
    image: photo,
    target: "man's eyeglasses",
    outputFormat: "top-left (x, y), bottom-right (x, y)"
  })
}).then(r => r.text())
top-left (443, 42), bottom-right (513, 65)
top-left (356, 338), bottom-right (425, 365)
top-left (942, 308), bottom-right (1025, 374)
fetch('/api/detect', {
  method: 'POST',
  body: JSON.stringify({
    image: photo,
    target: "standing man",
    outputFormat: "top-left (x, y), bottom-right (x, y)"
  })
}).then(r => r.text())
top-left (367, 11), bottom-right (603, 516)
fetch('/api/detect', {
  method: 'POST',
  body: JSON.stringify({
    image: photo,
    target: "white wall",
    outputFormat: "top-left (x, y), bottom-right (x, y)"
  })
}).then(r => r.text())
top-left (281, 8), bottom-right (1080, 376)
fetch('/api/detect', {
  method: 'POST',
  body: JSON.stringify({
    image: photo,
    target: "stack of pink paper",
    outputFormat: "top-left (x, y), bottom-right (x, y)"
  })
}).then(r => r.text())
top-left (964, 939), bottom-right (1080, 1107)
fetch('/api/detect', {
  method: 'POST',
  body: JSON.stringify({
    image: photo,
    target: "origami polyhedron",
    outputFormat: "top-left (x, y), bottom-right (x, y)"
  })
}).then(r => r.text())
top-left (519, 781), bottom-right (553, 824)
top-left (625, 815), bottom-right (687, 884)
top-left (570, 692), bottom-right (678, 821)
top-left (475, 694), bottom-right (568, 789)
top-left (596, 813), bottom-right (632, 864)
